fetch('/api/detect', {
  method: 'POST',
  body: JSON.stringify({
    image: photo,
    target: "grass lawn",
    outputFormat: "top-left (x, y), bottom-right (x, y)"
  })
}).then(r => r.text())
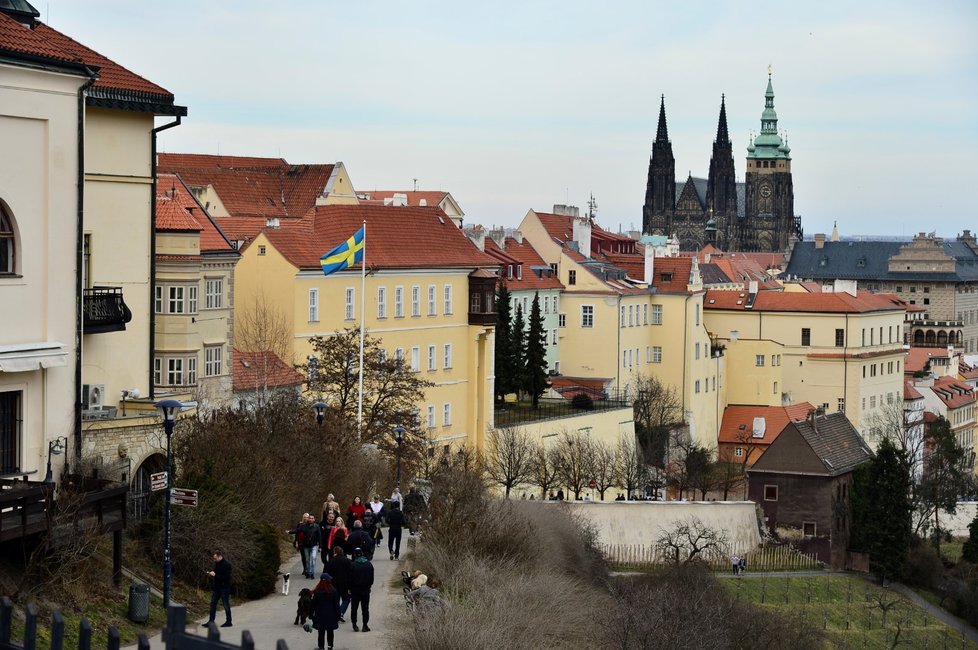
top-left (721, 574), bottom-right (978, 649)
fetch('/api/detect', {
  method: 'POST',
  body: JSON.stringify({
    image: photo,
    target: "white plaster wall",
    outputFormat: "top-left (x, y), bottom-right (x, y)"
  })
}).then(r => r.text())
top-left (939, 502), bottom-right (977, 537)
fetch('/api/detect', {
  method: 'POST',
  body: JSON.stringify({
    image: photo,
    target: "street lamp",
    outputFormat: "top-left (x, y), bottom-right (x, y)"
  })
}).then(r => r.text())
top-left (393, 425), bottom-right (405, 487)
top-left (43, 436), bottom-right (67, 484)
top-left (155, 398), bottom-right (182, 609)
top-left (313, 402), bottom-right (328, 428)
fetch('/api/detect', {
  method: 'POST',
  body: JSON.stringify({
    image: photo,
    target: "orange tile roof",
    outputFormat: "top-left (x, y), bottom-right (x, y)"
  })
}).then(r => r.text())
top-left (232, 350), bottom-right (305, 392)
top-left (930, 376), bottom-right (976, 410)
top-left (704, 289), bottom-right (906, 313)
top-left (359, 191), bottom-right (450, 208)
top-left (960, 361), bottom-right (978, 381)
top-left (904, 381), bottom-right (924, 400)
top-left (718, 403), bottom-right (815, 445)
top-left (0, 13), bottom-right (174, 100)
top-left (156, 174), bottom-right (236, 254)
top-left (652, 257), bottom-right (695, 294)
top-left (905, 347), bottom-right (952, 374)
top-left (484, 237), bottom-right (564, 291)
top-left (259, 205), bottom-right (497, 270)
top-left (158, 153), bottom-right (334, 220)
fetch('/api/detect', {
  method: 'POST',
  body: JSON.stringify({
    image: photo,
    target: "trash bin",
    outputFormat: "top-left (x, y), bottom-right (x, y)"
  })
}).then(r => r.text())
top-left (128, 583), bottom-right (150, 623)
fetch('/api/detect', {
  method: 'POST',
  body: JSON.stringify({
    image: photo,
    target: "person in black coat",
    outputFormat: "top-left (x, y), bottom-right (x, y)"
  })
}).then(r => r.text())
top-left (349, 547), bottom-right (375, 632)
top-left (386, 501), bottom-right (405, 560)
top-left (324, 546), bottom-right (353, 622)
top-left (346, 520), bottom-right (374, 560)
top-left (204, 549), bottom-right (232, 627)
top-left (311, 572), bottom-right (341, 650)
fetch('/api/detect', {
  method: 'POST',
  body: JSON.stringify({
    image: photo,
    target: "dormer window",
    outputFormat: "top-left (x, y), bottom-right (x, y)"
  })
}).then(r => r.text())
top-left (507, 265), bottom-right (513, 280)
top-left (660, 272), bottom-right (673, 282)
top-left (517, 266), bottom-right (522, 280)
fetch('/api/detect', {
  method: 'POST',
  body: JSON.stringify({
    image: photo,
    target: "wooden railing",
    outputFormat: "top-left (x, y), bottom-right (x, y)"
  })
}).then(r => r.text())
top-left (0, 599), bottom-right (288, 650)
top-left (0, 482), bottom-right (53, 543)
top-left (0, 477), bottom-right (127, 544)
top-left (601, 543), bottom-right (822, 572)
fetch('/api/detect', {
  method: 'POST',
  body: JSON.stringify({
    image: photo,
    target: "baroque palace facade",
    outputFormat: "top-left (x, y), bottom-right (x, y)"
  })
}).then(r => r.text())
top-left (643, 73), bottom-right (803, 253)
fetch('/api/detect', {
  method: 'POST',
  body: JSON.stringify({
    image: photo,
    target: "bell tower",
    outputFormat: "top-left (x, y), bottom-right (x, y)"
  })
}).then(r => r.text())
top-left (706, 95), bottom-right (737, 250)
top-left (643, 96), bottom-right (676, 236)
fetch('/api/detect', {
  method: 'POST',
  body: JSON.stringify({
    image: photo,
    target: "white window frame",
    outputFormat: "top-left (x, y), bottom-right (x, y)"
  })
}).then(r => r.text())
top-left (205, 277), bottom-right (224, 310)
top-left (428, 284), bottom-right (437, 315)
top-left (443, 402), bottom-right (452, 426)
top-left (552, 329), bottom-right (558, 345)
top-left (651, 304), bottom-right (662, 325)
top-left (394, 285), bottom-right (405, 318)
top-left (187, 355), bottom-right (197, 385)
top-left (204, 345), bottom-right (223, 377)
top-left (411, 346), bottom-right (420, 372)
top-left (628, 305), bottom-right (634, 326)
top-left (377, 286), bottom-right (387, 319)
top-left (395, 347), bottom-right (404, 363)
top-left (345, 287), bottom-right (355, 320)
top-left (643, 304), bottom-right (648, 325)
top-left (427, 405), bottom-right (436, 429)
top-left (581, 305), bottom-right (594, 328)
top-left (653, 346), bottom-right (662, 363)
top-left (188, 285), bottom-right (198, 314)
top-left (427, 345), bottom-right (436, 371)
top-left (154, 285), bottom-right (163, 314)
top-left (167, 358), bottom-right (184, 386)
top-left (168, 286), bottom-right (185, 314)
top-left (620, 306), bottom-right (626, 327)
top-left (558, 314), bottom-right (566, 327)
top-left (412, 285), bottom-right (421, 317)
top-left (308, 288), bottom-right (319, 322)
top-left (153, 357), bottom-right (162, 386)
top-left (443, 343), bottom-right (453, 369)
top-left (444, 284), bottom-right (453, 314)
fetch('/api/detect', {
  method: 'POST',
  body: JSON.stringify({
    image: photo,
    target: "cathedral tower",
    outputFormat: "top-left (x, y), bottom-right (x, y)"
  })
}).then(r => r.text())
top-left (642, 96), bottom-right (675, 236)
top-left (744, 72), bottom-right (798, 251)
top-left (706, 95), bottom-right (738, 249)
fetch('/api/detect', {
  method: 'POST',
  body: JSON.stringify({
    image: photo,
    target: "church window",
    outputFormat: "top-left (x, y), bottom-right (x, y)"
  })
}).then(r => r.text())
top-left (0, 203), bottom-right (16, 275)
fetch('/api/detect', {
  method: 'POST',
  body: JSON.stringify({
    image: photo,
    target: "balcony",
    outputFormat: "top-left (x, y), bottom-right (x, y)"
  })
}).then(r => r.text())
top-left (84, 286), bottom-right (133, 334)
top-left (468, 270), bottom-right (497, 327)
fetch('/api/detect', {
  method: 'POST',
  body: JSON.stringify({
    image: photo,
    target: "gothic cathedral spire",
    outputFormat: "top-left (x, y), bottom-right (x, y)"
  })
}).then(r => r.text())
top-left (643, 95), bottom-right (676, 235)
top-left (706, 95), bottom-right (737, 249)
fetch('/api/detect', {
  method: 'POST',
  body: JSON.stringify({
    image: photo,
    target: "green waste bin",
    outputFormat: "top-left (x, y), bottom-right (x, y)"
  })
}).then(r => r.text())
top-left (128, 583), bottom-right (150, 623)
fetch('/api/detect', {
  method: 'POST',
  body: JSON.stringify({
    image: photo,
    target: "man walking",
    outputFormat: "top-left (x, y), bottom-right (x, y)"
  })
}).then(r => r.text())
top-left (349, 547), bottom-right (374, 632)
top-left (204, 549), bottom-right (232, 627)
top-left (347, 520), bottom-right (374, 561)
top-left (325, 546), bottom-right (353, 623)
top-left (306, 514), bottom-right (323, 579)
top-left (386, 501), bottom-right (405, 561)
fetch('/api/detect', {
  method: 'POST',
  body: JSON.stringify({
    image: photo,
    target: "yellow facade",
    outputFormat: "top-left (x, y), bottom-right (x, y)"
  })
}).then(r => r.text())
top-left (235, 233), bottom-right (495, 453)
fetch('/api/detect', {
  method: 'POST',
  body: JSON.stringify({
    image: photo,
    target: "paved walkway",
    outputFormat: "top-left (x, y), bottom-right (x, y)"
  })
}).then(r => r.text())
top-left (124, 544), bottom-right (403, 650)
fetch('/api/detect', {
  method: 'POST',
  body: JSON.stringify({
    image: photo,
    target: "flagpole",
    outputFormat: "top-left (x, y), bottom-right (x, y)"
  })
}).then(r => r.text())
top-left (357, 220), bottom-right (366, 440)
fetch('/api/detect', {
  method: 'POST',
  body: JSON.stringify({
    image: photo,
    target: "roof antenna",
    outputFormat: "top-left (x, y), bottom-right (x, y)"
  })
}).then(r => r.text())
top-left (413, 178), bottom-right (418, 191)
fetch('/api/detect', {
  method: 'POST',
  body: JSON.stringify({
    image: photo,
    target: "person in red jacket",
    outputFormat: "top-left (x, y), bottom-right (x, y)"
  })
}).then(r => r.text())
top-left (345, 495), bottom-right (366, 524)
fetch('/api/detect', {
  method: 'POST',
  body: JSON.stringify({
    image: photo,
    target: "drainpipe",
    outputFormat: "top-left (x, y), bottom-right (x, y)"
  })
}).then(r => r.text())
top-left (149, 117), bottom-right (182, 399)
top-left (74, 67), bottom-right (98, 462)
top-left (843, 313), bottom-right (849, 417)
top-left (681, 294), bottom-right (691, 414)
top-left (616, 295), bottom-right (622, 393)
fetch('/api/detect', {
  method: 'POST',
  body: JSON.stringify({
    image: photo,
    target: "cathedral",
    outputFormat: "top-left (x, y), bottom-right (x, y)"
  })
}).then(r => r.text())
top-left (642, 74), bottom-right (803, 252)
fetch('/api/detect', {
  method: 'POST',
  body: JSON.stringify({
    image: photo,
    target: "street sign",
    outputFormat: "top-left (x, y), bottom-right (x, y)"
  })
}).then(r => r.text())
top-left (588, 478), bottom-right (597, 489)
top-left (150, 471), bottom-right (168, 491)
top-left (170, 487), bottom-right (198, 507)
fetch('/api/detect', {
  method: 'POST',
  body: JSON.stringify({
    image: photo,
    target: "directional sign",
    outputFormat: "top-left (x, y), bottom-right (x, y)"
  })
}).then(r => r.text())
top-left (150, 471), bottom-right (168, 492)
top-left (170, 487), bottom-right (198, 507)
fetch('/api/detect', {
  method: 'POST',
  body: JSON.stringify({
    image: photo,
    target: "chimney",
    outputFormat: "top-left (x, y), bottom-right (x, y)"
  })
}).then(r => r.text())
top-left (552, 204), bottom-right (580, 217)
top-left (488, 228), bottom-right (506, 250)
top-left (748, 280), bottom-right (758, 294)
top-left (814, 233), bottom-right (826, 249)
top-left (833, 278), bottom-right (858, 297)
top-left (808, 408), bottom-right (818, 432)
top-left (466, 229), bottom-right (486, 251)
top-left (513, 230), bottom-right (523, 244)
top-left (644, 245), bottom-right (655, 284)
top-left (572, 215), bottom-right (592, 259)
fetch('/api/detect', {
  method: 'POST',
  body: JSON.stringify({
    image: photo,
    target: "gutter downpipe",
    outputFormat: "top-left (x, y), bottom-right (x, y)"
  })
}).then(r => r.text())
top-left (843, 313), bottom-right (849, 418)
top-left (75, 67), bottom-right (98, 462)
top-left (149, 117), bottom-right (182, 399)
top-left (616, 295), bottom-right (622, 394)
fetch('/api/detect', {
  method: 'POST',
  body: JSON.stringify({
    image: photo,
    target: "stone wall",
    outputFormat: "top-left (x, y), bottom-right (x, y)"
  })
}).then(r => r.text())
top-left (560, 500), bottom-right (761, 555)
top-left (80, 415), bottom-right (174, 481)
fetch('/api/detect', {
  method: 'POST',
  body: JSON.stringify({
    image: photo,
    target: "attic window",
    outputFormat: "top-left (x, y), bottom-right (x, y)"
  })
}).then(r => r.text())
top-left (738, 424), bottom-right (746, 430)
top-left (660, 273), bottom-right (673, 282)
top-left (437, 216), bottom-right (445, 224)
top-left (266, 198), bottom-right (275, 206)
top-left (709, 299), bottom-right (715, 304)
top-left (856, 257), bottom-right (866, 268)
top-left (258, 246), bottom-right (266, 256)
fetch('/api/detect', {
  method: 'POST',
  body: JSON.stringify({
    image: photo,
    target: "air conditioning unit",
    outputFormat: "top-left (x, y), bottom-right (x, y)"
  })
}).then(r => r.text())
top-left (82, 383), bottom-right (106, 410)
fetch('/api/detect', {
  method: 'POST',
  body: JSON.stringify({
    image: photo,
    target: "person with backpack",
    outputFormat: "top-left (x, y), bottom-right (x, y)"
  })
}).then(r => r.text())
top-left (386, 501), bottom-right (405, 560)
top-left (287, 513), bottom-right (312, 577)
top-left (349, 547), bottom-right (374, 632)
top-left (325, 546), bottom-right (353, 623)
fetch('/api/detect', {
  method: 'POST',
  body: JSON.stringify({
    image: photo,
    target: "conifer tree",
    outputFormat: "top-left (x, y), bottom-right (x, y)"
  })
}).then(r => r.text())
top-left (851, 438), bottom-right (912, 581)
top-left (523, 292), bottom-right (550, 408)
top-left (494, 283), bottom-right (515, 400)
top-left (511, 303), bottom-right (526, 399)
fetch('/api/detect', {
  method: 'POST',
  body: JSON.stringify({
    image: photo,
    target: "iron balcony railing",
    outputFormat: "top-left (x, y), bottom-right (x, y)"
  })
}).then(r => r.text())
top-left (83, 286), bottom-right (133, 334)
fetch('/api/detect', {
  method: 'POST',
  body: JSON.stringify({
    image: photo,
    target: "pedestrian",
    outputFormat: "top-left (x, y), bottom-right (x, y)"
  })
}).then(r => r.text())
top-left (327, 517), bottom-right (348, 557)
top-left (556, 489), bottom-right (564, 501)
top-left (731, 554), bottom-right (740, 575)
top-left (322, 511), bottom-right (336, 539)
top-left (204, 549), bottom-right (232, 628)
top-left (403, 486), bottom-right (426, 536)
top-left (346, 495), bottom-right (366, 524)
top-left (322, 494), bottom-right (341, 523)
top-left (310, 572), bottom-right (340, 650)
top-left (739, 556), bottom-right (746, 574)
top-left (349, 547), bottom-right (374, 632)
top-left (386, 501), bottom-right (405, 561)
top-left (361, 507), bottom-right (378, 545)
top-left (306, 514), bottom-right (323, 578)
top-left (347, 520), bottom-right (374, 560)
top-left (370, 495), bottom-right (386, 525)
top-left (325, 546), bottom-right (353, 623)
top-left (286, 513), bottom-right (311, 577)
top-left (389, 486), bottom-right (404, 511)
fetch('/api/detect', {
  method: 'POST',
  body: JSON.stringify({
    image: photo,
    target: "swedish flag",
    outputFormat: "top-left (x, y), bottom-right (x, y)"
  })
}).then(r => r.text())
top-left (320, 227), bottom-right (365, 276)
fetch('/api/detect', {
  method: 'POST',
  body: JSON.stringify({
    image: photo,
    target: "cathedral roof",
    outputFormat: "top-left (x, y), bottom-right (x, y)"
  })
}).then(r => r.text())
top-left (674, 178), bottom-right (746, 220)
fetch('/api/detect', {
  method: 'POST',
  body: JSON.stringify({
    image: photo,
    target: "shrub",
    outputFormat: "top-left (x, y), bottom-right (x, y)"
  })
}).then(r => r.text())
top-left (235, 522), bottom-right (281, 599)
top-left (904, 542), bottom-right (944, 590)
top-left (571, 393), bottom-right (594, 410)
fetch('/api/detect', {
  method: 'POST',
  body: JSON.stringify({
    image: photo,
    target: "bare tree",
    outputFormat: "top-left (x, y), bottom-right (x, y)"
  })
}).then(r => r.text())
top-left (234, 290), bottom-right (296, 408)
top-left (614, 435), bottom-right (644, 498)
top-left (633, 375), bottom-right (683, 467)
top-left (591, 439), bottom-right (617, 500)
top-left (528, 441), bottom-right (561, 499)
top-left (553, 429), bottom-right (596, 500)
top-left (864, 588), bottom-right (903, 629)
top-left (483, 426), bottom-right (536, 497)
top-left (665, 426), bottom-right (713, 500)
top-left (655, 516), bottom-right (729, 566)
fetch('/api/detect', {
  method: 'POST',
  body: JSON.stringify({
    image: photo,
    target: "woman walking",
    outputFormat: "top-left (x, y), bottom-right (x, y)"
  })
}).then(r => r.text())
top-left (346, 496), bottom-right (366, 524)
top-left (311, 572), bottom-right (340, 650)
top-left (327, 517), bottom-right (348, 557)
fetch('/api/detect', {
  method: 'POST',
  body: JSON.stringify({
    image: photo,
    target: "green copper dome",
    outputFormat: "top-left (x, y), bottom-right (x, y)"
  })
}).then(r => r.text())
top-left (748, 72), bottom-right (790, 160)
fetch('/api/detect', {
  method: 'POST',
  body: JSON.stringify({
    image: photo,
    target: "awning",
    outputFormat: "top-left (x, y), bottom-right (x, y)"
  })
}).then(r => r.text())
top-left (0, 342), bottom-right (68, 372)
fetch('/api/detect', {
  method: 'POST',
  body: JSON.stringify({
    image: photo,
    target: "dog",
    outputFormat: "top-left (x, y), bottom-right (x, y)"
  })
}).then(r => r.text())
top-left (281, 572), bottom-right (291, 596)
top-left (294, 588), bottom-right (313, 626)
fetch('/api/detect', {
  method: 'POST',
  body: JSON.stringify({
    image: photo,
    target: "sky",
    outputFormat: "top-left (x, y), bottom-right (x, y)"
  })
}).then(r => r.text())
top-left (43, 1), bottom-right (978, 239)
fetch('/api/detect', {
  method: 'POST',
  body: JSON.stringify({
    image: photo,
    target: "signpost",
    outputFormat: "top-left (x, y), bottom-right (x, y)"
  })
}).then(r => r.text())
top-left (169, 487), bottom-right (198, 507)
top-left (150, 471), bottom-right (168, 492)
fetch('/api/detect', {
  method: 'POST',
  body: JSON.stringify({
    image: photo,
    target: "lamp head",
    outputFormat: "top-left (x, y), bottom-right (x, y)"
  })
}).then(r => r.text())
top-left (313, 401), bottom-right (328, 425)
top-left (393, 425), bottom-right (405, 443)
top-left (155, 399), bottom-right (183, 422)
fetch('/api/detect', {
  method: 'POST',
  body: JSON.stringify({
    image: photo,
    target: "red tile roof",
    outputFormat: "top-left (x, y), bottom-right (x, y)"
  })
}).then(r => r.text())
top-left (232, 350), bottom-right (305, 392)
top-left (652, 257), bottom-right (696, 294)
top-left (259, 205), bottom-right (497, 271)
top-left (905, 347), bottom-right (952, 374)
top-left (930, 376), bottom-right (976, 410)
top-left (704, 289), bottom-right (906, 314)
top-left (960, 361), bottom-right (978, 381)
top-left (158, 153), bottom-right (334, 220)
top-left (359, 191), bottom-right (451, 208)
top-left (484, 237), bottom-right (564, 291)
top-left (549, 376), bottom-right (611, 400)
top-left (0, 13), bottom-right (173, 99)
top-left (156, 174), bottom-right (236, 254)
top-left (904, 381), bottom-right (924, 400)
top-left (718, 403), bottom-right (815, 445)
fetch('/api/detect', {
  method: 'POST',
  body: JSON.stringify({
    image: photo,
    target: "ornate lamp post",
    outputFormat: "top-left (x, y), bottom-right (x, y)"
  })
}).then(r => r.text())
top-left (393, 425), bottom-right (405, 487)
top-left (313, 402), bottom-right (328, 428)
top-left (43, 436), bottom-right (67, 484)
top-left (155, 399), bottom-right (182, 609)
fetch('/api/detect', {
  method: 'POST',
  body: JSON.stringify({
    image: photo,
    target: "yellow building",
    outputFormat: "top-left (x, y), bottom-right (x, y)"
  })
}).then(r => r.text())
top-left (154, 175), bottom-right (239, 410)
top-left (519, 207), bottom-right (721, 449)
top-left (704, 287), bottom-right (906, 438)
top-left (234, 204), bottom-right (498, 452)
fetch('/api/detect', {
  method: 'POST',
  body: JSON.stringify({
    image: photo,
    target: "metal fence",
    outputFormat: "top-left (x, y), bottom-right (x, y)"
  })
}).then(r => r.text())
top-left (0, 599), bottom-right (288, 650)
top-left (601, 543), bottom-right (822, 572)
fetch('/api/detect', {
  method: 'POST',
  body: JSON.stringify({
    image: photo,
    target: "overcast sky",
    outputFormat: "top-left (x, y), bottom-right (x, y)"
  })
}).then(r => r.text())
top-left (45, 1), bottom-right (977, 239)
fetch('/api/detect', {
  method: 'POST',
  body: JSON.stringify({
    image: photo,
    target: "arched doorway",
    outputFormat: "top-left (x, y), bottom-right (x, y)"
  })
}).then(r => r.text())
top-left (130, 453), bottom-right (166, 521)
top-left (913, 330), bottom-right (924, 346)
top-left (937, 331), bottom-right (948, 346)
top-left (925, 330), bottom-right (936, 346)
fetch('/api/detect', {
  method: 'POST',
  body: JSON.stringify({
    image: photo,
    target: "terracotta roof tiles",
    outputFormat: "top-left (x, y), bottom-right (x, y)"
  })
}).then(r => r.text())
top-left (484, 237), bottom-right (564, 291)
top-left (704, 289), bottom-right (906, 314)
top-left (156, 174), bottom-right (236, 254)
top-left (718, 403), bottom-right (814, 445)
top-left (930, 376), bottom-right (976, 410)
top-left (232, 350), bottom-right (305, 392)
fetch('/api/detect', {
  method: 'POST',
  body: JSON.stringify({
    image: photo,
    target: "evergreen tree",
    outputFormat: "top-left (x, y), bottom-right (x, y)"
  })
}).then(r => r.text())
top-left (494, 283), bottom-right (515, 400)
top-left (921, 415), bottom-right (967, 554)
top-left (511, 303), bottom-right (526, 399)
top-left (523, 292), bottom-right (550, 408)
top-left (850, 438), bottom-right (912, 581)
top-left (962, 513), bottom-right (978, 564)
